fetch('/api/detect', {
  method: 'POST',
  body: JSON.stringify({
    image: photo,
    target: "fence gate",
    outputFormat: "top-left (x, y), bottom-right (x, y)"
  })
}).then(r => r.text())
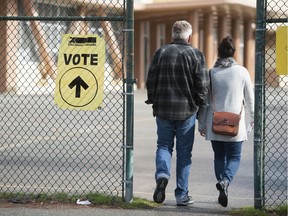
top-left (254, 0), bottom-right (287, 208)
top-left (0, 0), bottom-right (134, 202)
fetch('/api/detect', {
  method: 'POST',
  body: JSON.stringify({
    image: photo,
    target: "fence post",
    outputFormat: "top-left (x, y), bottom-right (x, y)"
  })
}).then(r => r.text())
top-left (254, 0), bottom-right (266, 209)
top-left (124, 0), bottom-right (135, 203)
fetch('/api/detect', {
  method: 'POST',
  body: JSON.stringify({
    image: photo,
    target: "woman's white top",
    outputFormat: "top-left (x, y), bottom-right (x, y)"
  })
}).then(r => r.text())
top-left (197, 64), bottom-right (254, 141)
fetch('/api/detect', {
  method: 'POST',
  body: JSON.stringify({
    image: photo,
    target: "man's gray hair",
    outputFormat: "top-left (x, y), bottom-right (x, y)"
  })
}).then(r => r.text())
top-left (172, 20), bottom-right (192, 40)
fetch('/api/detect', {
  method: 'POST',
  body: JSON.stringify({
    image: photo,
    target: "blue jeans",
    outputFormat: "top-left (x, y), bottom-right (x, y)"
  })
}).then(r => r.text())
top-left (211, 141), bottom-right (243, 184)
top-left (155, 114), bottom-right (196, 200)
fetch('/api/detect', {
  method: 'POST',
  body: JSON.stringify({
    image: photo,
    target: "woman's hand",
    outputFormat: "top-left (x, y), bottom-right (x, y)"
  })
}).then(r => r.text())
top-left (247, 122), bottom-right (254, 134)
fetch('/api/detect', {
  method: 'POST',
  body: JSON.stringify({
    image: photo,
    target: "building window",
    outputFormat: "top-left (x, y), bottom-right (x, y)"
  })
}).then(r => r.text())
top-left (239, 24), bottom-right (244, 65)
top-left (18, 3), bottom-right (73, 63)
top-left (144, 22), bottom-right (150, 79)
top-left (157, 24), bottom-right (166, 47)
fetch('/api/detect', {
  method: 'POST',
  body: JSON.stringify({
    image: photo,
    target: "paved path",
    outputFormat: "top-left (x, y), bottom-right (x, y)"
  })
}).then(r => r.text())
top-left (133, 89), bottom-right (254, 208)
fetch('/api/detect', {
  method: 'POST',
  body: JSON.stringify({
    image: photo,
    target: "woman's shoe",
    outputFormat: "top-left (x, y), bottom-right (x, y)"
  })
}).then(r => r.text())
top-left (216, 179), bottom-right (229, 207)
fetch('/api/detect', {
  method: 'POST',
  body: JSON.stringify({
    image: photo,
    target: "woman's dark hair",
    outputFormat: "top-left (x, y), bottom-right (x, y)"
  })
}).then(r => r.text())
top-left (218, 36), bottom-right (236, 58)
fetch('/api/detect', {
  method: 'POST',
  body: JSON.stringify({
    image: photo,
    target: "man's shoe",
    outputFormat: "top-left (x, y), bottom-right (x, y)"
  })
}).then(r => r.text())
top-left (153, 177), bottom-right (168, 203)
top-left (216, 179), bottom-right (229, 207)
top-left (176, 195), bottom-right (195, 206)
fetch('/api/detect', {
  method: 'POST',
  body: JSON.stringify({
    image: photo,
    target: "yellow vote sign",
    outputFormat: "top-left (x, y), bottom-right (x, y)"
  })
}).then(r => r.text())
top-left (276, 26), bottom-right (288, 75)
top-left (54, 34), bottom-right (105, 110)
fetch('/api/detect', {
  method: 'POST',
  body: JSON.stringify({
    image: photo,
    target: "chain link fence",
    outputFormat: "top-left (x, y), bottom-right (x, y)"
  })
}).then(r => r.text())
top-left (0, 0), bottom-right (131, 201)
top-left (255, 0), bottom-right (287, 208)
top-left (264, 0), bottom-right (287, 207)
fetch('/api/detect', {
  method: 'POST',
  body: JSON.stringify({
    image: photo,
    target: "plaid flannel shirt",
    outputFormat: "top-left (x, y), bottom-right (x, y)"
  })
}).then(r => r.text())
top-left (146, 39), bottom-right (209, 120)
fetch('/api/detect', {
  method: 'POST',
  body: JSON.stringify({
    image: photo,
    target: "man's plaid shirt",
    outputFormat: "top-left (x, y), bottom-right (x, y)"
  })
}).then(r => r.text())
top-left (146, 39), bottom-right (210, 120)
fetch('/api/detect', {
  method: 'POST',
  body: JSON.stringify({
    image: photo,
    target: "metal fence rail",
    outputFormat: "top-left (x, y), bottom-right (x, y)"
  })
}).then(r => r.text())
top-left (0, 0), bottom-right (131, 201)
top-left (254, 0), bottom-right (287, 209)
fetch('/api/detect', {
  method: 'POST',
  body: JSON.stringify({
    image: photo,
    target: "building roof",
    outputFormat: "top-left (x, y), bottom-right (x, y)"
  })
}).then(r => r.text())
top-left (135, 0), bottom-right (256, 20)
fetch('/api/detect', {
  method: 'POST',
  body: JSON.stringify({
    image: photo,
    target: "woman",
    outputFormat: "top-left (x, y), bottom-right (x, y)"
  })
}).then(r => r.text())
top-left (197, 36), bottom-right (254, 207)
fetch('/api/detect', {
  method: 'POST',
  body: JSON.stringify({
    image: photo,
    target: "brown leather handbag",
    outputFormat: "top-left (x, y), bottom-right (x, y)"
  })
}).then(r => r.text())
top-left (212, 111), bottom-right (241, 136)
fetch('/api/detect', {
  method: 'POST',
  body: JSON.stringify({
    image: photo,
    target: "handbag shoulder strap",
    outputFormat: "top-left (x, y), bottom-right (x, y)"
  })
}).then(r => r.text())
top-left (209, 69), bottom-right (243, 115)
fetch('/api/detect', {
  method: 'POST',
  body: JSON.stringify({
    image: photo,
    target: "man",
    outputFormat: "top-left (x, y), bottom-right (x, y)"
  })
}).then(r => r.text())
top-left (145, 20), bottom-right (209, 206)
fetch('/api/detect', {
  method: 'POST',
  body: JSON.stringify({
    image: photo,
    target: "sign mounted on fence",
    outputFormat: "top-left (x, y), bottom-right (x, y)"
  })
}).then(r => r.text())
top-left (276, 26), bottom-right (288, 75)
top-left (54, 34), bottom-right (105, 110)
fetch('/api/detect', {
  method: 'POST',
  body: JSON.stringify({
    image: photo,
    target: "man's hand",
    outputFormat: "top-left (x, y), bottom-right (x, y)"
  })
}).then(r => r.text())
top-left (145, 99), bottom-right (153, 104)
top-left (199, 130), bottom-right (205, 137)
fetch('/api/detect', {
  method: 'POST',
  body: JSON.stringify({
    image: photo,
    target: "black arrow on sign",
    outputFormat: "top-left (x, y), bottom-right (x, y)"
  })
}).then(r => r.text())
top-left (68, 76), bottom-right (89, 98)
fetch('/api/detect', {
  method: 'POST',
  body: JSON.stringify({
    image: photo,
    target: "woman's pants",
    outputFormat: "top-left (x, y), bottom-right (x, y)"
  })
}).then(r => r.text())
top-left (211, 140), bottom-right (243, 183)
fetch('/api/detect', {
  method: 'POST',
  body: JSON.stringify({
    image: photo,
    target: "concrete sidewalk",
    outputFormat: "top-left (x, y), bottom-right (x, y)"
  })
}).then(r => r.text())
top-left (0, 89), bottom-right (254, 215)
top-left (0, 197), bottom-right (232, 216)
top-left (0, 205), bottom-right (230, 216)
